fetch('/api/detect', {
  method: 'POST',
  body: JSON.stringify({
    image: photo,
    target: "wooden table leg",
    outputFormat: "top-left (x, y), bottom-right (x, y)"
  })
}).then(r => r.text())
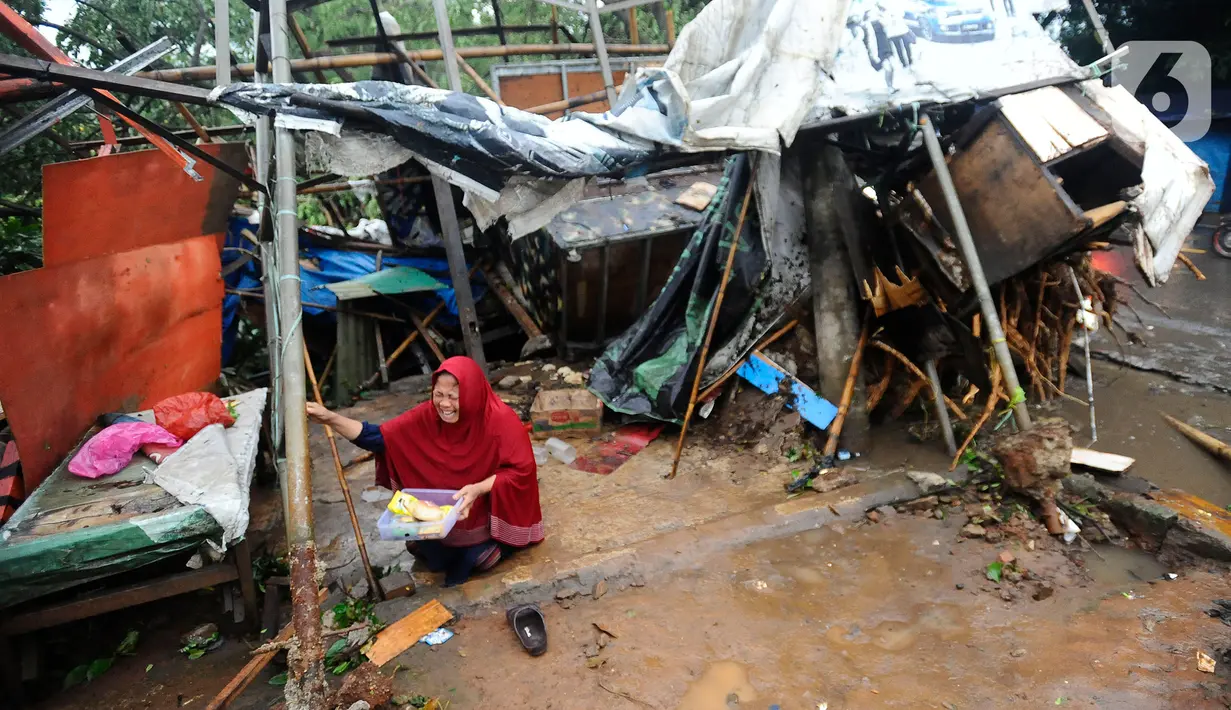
top-left (233, 538), bottom-right (259, 631)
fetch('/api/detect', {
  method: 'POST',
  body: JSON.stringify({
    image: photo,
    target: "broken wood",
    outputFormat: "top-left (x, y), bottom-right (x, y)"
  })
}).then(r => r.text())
top-left (481, 263), bottom-right (552, 357)
top-left (1162, 413), bottom-right (1231, 464)
top-left (865, 358), bottom-right (896, 412)
top-left (345, 451), bottom-right (376, 469)
top-left (697, 318), bottom-right (799, 402)
top-left (1176, 252), bottom-right (1207, 281)
top-left (303, 342), bottom-right (383, 602)
top-left (525, 89), bottom-right (607, 115)
top-left (1070, 447), bottom-right (1134, 473)
top-left (951, 365), bottom-right (1002, 470)
top-left (205, 589), bottom-right (327, 710)
top-left (868, 340), bottom-right (968, 421)
top-left (365, 599), bottom-right (453, 667)
top-left (823, 320), bottom-right (870, 457)
top-left (357, 299), bottom-right (448, 392)
top-left (456, 55), bottom-right (504, 105)
top-left (671, 172), bottom-right (756, 479)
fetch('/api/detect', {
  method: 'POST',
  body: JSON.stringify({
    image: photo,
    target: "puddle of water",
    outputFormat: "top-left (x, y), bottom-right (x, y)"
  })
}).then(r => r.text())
top-left (675, 661), bottom-right (758, 710)
top-left (1083, 544), bottom-right (1170, 587)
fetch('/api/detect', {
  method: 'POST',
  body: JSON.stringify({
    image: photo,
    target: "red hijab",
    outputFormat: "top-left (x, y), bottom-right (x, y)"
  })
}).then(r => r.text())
top-left (375, 356), bottom-right (543, 548)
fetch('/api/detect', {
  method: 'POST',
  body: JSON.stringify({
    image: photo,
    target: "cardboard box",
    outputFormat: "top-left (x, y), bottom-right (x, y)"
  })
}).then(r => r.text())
top-left (530, 388), bottom-right (603, 437)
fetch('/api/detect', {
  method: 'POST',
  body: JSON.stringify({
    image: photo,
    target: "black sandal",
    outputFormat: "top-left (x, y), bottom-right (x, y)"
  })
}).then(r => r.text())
top-left (506, 603), bottom-right (548, 656)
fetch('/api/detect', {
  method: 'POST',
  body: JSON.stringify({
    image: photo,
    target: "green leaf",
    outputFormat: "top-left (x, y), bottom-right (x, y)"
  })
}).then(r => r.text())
top-left (327, 638), bottom-right (348, 656)
top-left (145, 664), bottom-right (153, 673)
top-left (986, 561), bottom-right (1005, 583)
top-left (116, 630), bottom-right (140, 656)
top-left (269, 672), bottom-right (288, 687)
top-left (187, 649), bottom-right (206, 660)
top-left (1055, 697), bottom-right (1064, 705)
top-left (86, 657), bottom-right (113, 681)
top-left (63, 664), bottom-right (89, 689)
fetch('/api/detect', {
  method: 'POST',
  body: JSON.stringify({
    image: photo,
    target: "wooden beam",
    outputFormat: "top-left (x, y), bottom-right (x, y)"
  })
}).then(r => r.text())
top-left (0, 53), bottom-right (213, 104)
top-left (136, 44), bottom-right (669, 83)
top-left (70, 123), bottom-right (249, 149)
top-left (456, 55), bottom-right (503, 105)
top-left (326, 24), bottom-right (563, 48)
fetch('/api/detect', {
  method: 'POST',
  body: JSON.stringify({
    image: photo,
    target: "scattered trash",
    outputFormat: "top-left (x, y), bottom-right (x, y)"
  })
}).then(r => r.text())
top-left (419, 629), bottom-right (454, 646)
top-left (497, 375), bottom-right (521, 389)
top-left (532, 444), bottom-right (549, 466)
top-left (68, 422), bottom-right (181, 479)
top-left (179, 623), bottom-right (222, 659)
top-left (737, 352), bottom-right (838, 431)
top-left (530, 389), bottom-right (602, 438)
top-left (572, 424), bottom-right (663, 475)
top-left (1057, 510), bottom-right (1081, 544)
top-left (544, 437), bottom-right (577, 465)
top-left (508, 604), bottom-right (548, 657)
top-left (1198, 650), bottom-right (1217, 673)
top-left (1070, 447), bottom-right (1135, 474)
top-left (365, 600), bottom-right (453, 667)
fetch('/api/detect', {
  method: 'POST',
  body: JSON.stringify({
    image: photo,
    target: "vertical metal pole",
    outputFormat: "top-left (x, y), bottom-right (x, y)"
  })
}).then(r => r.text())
top-left (920, 116), bottom-right (1031, 430)
top-left (586, 0), bottom-right (617, 108)
top-left (1079, 0), bottom-right (1115, 58)
top-left (1069, 268), bottom-right (1097, 443)
top-left (270, 0), bottom-right (327, 704)
top-left (214, 0), bottom-right (230, 86)
top-left (431, 0), bottom-right (488, 371)
top-left (253, 8), bottom-right (281, 453)
top-left (925, 359), bottom-right (957, 456)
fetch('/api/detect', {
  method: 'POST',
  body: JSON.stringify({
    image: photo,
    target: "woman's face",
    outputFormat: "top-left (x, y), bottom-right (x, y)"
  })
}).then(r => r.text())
top-left (432, 372), bottom-right (461, 424)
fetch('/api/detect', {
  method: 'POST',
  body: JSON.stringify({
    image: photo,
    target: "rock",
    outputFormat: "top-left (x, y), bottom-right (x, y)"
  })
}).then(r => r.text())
top-left (907, 470), bottom-right (948, 493)
top-left (519, 375), bottom-right (532, 384)
top-left (1104, 494), bottom-right (1179, 547)
top-left (586, 657), bottom-right (607, 669)
top-left (998, 551), bottom-right (1016, 564)
top-left (380, 571), bottom-right (416, 599)
top-left (583, 643), bottom-right (601, 658)
top-left (992, 418), bottom-right (1073, 494)
top-left (542, 364), bottom-right (557, 372)
top-left (1032, 583), bottom-right (1054, 601)
top-left (629, 575), bottom-right (646, 588)
top-left (563, 372), bottom-right (585, 386)
top-left (346, 703), bottom-right (371, 710)
top-left (592, 580), bottom-right (608, 600)
top-left (349, 578), bottom-right (370, 601)
top-left (556, 587), bottom-right (578, 600)
top-left (985, 529), bottom-right (1004, 544)
top-left (866, 510), bottom-right (882, 524)
top-left (180, 623), bottom-right (218, 648)
top-left (597, 634), bottom-right (609, 649)
top-left (875, 505), bottom-right (897, 519)
top-left (1004, 570), bottom-right (1023, 584)
top-left (955, 583), bottom-right (965, 590)
top-left (1010, 649), bottom-right (1027, 658)
top-left (497, 375), bottom-right (521, 389)
top-left (933, 509), bottom-right (946, 520)
top-left (1161, 516), bottom-right (1231, 563)
top-left (906, 496), bottom-right (939, 512)
top-left (961, 524), bottom-right (987, 538)
top-left (557, 366), bottom-right (575, 378)
top-left (1062, 473), bottom-right (1109, 503)
top-left (558, 598), bottom-right (574, 609)
top-left (999, 588), bottom-right (1016, 602)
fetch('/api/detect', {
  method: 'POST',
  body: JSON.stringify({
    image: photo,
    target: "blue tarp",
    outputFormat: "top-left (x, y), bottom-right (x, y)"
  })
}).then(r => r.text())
top-left (1189, 127), bottom-right (1230, 212)
top-left (221, 217), bottom-right (486, 365)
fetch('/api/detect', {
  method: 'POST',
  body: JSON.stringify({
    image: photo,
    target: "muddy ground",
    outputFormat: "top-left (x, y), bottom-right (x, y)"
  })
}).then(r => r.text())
top-left (19, 244), bottom-right (1231, 710)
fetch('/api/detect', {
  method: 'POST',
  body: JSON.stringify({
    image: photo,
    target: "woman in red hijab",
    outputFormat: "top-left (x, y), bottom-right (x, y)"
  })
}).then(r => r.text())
top-left (307, 356), bottom-right (543, 585)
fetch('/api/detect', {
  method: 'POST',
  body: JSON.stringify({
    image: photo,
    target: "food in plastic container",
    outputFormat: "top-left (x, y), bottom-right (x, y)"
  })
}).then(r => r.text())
top-left (378, 488), bottom-right (462, 541)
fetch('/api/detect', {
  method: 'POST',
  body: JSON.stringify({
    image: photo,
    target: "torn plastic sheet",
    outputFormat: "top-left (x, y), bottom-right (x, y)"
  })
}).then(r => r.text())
top-left (588, 155), bottom-right (768, 421)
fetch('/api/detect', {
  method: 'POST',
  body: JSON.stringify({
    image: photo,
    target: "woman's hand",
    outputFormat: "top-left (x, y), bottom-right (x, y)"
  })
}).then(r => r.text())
top-left (452, 476), bottom-right (496, 520)
top-left (305, 401), bottom-right (333, 425)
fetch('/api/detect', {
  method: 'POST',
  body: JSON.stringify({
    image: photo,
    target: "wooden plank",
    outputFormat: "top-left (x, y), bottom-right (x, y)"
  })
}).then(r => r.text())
top-left (737, 352), bottom-right (839, 431)
top-left (365, 599), bottom-right (453, 667)
top-left (1070, 447), bottom-right (1135, 473)
top-left (999, 87), bottom-right (1108, 162)
top-left (0, 564), bottom-right (238, 636)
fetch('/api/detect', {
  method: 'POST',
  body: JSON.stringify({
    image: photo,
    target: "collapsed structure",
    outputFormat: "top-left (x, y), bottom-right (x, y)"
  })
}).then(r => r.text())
top-left (0, 0), bottom-right (1217, 706)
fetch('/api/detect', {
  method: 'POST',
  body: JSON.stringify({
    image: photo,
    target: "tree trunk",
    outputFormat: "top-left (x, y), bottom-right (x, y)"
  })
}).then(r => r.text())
top-left (802, 140), bottom-right (871, 453)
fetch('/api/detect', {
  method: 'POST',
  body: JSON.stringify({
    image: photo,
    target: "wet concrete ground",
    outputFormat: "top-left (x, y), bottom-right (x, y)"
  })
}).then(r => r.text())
top-left (393, 516), bottom-right (1231, 709)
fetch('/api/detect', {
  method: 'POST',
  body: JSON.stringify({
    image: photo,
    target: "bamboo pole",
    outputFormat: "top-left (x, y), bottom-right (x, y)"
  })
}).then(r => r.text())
top-left (138, 44), bottom-right (670, 83)
top-left (868, 341), bottom-right (968, 421)
top-left (1177, 252), bottom-right (1207, 280)
top-left (665, 9), bottom-right (675, 49)
top-left (525, 90), bottom-right (607, 115)
top-left (822, 320), bottom-right (870, 459)
top-left (1068, 267), bottom-right (1097, 443)
top-left (175, 102), bottom-right (213, 142)
top-left (303, 341), bottom-right (384, 601)
top-left (287, 13), bottom-right (331, 84)
top-left (669, 172), bottom-right (757, 479)
top-left (1162, 413), bottom-right (1231, 464)
top-left (456, 55), bottom-right (504, 105)
top-left (697, 319), bottom-right (799, 401)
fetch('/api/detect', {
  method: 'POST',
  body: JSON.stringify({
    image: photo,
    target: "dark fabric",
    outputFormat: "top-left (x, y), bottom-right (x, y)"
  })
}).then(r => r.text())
top-left (375, 356), bottom-right (544, 548)
top-left (891, 35), bottom-right (913, 67)
top-left (587, 154), bottom-right (766, 422)
top-left (353, 421), bottom-right (386, 454)
top-left (407, 540), bottom-right (502, 587)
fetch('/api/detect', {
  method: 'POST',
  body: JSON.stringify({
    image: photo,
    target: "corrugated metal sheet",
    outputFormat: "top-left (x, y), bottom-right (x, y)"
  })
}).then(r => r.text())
top-left (323, 265), bottom-right (444, 301)
top-left (0, 237), bottom-right (222, 492)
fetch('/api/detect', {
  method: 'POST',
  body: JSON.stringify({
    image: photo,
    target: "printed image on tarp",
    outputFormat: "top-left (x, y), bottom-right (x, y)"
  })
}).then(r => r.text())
top-left (812, 0), bottom-right (1078, 119)
top-left (587, 154), bottom-right (765, 422)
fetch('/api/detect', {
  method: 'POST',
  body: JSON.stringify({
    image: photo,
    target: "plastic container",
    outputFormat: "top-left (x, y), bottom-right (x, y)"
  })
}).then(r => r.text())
top-left (376, 488), bottom-right (461, 541)
top-left (545, 437), bottom-right (576, 465)
top-left (532, 444), bottom-right (549, 466)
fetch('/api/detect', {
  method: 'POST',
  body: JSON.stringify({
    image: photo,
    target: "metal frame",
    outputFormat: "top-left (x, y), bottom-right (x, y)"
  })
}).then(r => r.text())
top-left (0, 37), bottom-right (173, 156)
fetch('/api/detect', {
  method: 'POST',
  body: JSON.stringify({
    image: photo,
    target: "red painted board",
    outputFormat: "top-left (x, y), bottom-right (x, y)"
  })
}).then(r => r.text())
top-left (0, 236), bottom-right (222, 492)
top-left (42, 142), bottom-right (247, 266)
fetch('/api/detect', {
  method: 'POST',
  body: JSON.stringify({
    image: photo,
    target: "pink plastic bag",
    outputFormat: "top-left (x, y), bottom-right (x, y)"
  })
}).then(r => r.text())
top-left (68, 422), bottom-right (182, 479)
